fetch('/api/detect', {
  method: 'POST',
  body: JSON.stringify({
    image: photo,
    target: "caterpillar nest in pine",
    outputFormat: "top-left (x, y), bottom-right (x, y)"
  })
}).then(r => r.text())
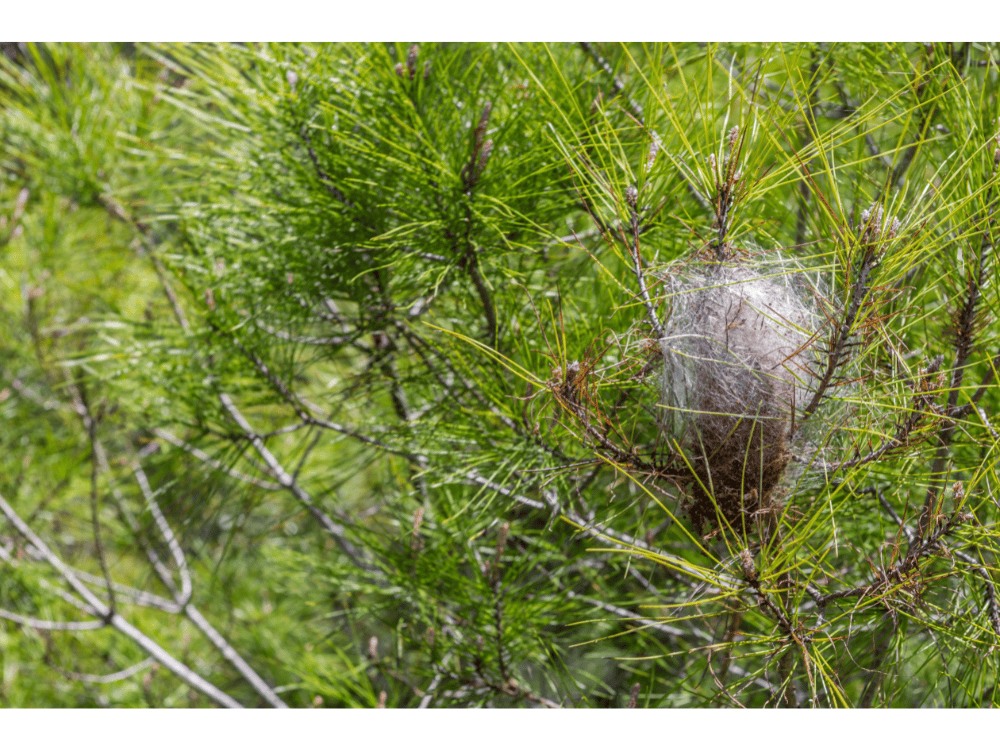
top-left (657, 253), bottom-right (823, 533)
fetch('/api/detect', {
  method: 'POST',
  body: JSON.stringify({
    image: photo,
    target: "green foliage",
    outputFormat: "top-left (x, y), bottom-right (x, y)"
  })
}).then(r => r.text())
top-left (2, 42), bottom-right (1000, 708)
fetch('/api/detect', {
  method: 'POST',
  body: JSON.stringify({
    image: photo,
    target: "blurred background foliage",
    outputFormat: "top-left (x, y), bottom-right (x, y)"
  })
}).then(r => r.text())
top-left (1, 41), bottom-right (1000, 707)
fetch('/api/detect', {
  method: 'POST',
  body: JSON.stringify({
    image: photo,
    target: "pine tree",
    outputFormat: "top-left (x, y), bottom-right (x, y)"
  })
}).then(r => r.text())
top-left (2, 42), bottom-right (1000, 707)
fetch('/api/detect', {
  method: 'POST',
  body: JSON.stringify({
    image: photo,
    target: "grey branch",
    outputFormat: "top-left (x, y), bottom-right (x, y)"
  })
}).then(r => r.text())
top-left (151, 427), bottom-right (284, 490)
top-left (0, 608), bottom-right (106, 631)
top-left (218, 392), bottom-right (372, 570)
top-left (0, 491), bottom-right (243, 708)
top-left (57, 657), bottom-right (157, 684)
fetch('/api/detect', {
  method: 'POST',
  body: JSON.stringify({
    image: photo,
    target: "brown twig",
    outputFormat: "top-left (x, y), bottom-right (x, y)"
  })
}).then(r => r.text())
top-left (920, 146), bottom-right (1000, 532)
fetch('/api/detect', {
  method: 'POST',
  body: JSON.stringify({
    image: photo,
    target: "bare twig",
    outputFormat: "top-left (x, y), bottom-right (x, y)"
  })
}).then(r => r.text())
top-left (55, 657), bottom-right (157, 685)
top-left (218, 392), bottom-right (372, 570)
top-left (0, 609), bottom-right (106, 631)
top-left (299, 125), bottom-right (354, 208)
top-left (68, 381), bottom-right (117, 619)
top-left (131, 463), bottom-right (193, 608)
top-left (0, 491), bottom-right (244, 708)
top-left (151, 427), bottom-right (283, 490)
top-left (626, 189), bottom-right (665, 339)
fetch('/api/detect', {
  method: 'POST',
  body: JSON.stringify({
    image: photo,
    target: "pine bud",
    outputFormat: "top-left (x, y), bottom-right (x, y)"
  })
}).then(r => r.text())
top-left (739, 549), bottom-right (757, 581)
top-left (627, 682), bottom-right (641, 708)
top-left (475, 139), bottom-right (493, 180)
top-left (411, 506), bottom-right (425, 551)
top-left (727, 125), bottom-right (740, 153)
top-left (13, 187), bottom-right (29, 222)
top-left (625, 185), bottom-right (638, 209)
top-left (646, 136), bottom-right (660, 171)
top-left (860, 204), bottom-right (884, 235)
top-left (495, 522), bottom-right (509, 558)
top-left (475, 102), bottom-right (492, 146)
top-left (590, 89), bottom-right (604, 113)
top-left (407, 44), bottom-right (419, 80)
